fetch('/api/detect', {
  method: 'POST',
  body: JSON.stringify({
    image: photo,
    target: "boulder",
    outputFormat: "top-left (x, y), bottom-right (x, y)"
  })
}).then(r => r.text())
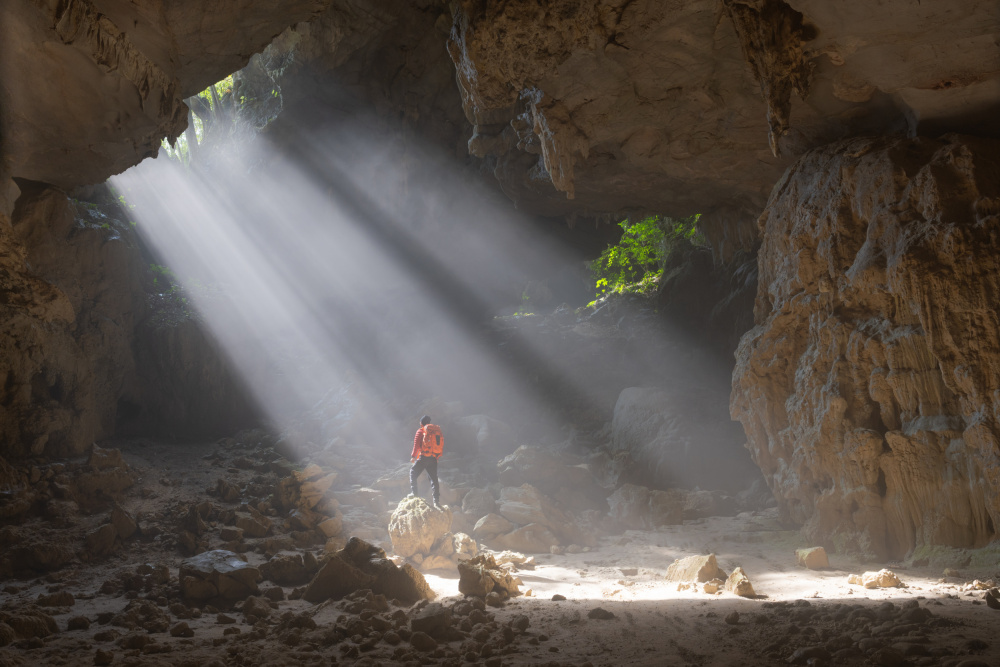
top-left (457, 554), bottom-right (521, 598)
top-left (389, 496), bottom-right (453, 558)
top-left (491, 524), bottom-right (559, 554)
top-left (665, 554), bottom-right (727, 583)
top-left (610, 387), bottom-right (756, 492)
top-left (848, 569), bottom-right (905, 589)
top-left (472, 513), bottom-right (514, 539)
top-left (259, 552), bottom-right (317, 586)
top-left (796, 547), bottom-right (830, 570)
top-left (85, 524), bottom-right (118, 558)
top-left (303, 537), bottom-right (434, 604)
top-left (497, 446), bottom-right (607, 511)
top-left (607, 484), bottom-right (684, 530)
top-left (179, 550), bottom-right (260, 602)
top-left (410, 603), bottom-right (452, 639)
top-left (725, 567), bottom-right (755, 598)
top-left (110, 504), bottom-right (138, 540)
top-left (461, 488), bottom-right (497, 519)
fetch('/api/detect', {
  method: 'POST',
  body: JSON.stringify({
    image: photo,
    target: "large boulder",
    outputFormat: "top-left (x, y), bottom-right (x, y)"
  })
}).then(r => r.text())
top-left (461, 488), bottom-right (497, 520)
top-left (491, 524), bottom-right (560, 553)
top-left (304, 537), bottom-right (434, 604)
top-left (611, 387), bottom-right (757, 492)
top-left (665, 554), bottom-right (727, 583)
top-left (607, 484), bottom-right (685, 530)
top-left (179, 550), bottom-right (260, 603)
top-left (388, 496), bottom-right (453, 558)
top-left (497, 446), bottom-right (608, 511)
top-left (457, 554), bottom-right (522, 598)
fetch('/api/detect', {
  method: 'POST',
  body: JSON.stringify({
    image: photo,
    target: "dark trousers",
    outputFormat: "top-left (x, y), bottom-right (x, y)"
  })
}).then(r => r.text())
top-left (409, 455), bottom-right (440, 504)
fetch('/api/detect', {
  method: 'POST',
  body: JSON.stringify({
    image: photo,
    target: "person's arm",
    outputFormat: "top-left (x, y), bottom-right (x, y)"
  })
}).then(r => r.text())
top-left (411, 428), bottom-right (423, 461)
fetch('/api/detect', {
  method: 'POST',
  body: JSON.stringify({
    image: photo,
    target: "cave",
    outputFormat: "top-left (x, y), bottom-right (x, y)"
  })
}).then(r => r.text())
top-left (2, 1), bottom-right (999, 665)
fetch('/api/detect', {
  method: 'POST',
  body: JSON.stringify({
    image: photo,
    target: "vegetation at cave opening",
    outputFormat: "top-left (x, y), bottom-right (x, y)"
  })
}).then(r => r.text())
top-left (590, 214), bottom-right (702, 301)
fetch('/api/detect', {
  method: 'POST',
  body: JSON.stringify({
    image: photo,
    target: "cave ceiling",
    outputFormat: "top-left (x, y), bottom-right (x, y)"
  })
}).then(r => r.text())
top-left (2, 0), bottom-right (998, 241)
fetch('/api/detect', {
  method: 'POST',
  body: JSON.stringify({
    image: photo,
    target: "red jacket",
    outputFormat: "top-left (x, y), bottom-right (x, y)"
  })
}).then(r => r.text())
top-left (411, 427), bottom-right (425, 459)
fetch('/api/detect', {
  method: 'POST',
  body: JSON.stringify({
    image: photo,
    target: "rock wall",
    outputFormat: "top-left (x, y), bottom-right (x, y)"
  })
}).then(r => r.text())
top-left (0, 183), bottom-right (254, 458)
top-left (732, 134), bottom-right (1000, 560)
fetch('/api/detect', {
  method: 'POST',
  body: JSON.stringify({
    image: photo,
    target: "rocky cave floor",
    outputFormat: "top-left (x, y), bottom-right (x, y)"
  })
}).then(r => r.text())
top-left (2, 436), bottom-right (1000, 667)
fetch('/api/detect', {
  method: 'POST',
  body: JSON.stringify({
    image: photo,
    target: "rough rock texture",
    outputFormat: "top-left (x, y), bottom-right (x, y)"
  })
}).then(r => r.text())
top-left (732, 134), bottom-right (1000, 560)
top-left (607, 483), bottom-right (684, 530)
top-left (179, 550), bottom-right (261, 603)
top-left (0, 0), bottom-right (330, 190)
top-left (303, 537), bottom-right (434, 603)
top-left (611, 387), bottom-right (758, 492)
top-left (0, 183), bottom-right (254, 457)
top-left (442, 0), bottom-right (1000, 238)
top-left (665, 554), bottom-right (727, 583)
top-left (388, 497), bottom-right (453, 559)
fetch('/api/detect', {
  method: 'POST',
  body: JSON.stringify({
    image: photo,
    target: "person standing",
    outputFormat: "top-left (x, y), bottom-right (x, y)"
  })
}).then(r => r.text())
top-left (409, 415), bottom-right (443, 509)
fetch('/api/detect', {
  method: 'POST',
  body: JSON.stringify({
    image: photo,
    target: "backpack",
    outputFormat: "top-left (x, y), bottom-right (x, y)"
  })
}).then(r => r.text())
top-left (421, 424), bottom-right (443, 458)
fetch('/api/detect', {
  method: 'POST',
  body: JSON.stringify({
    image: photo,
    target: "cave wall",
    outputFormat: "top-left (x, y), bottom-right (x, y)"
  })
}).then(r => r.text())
top-left (732, 134), bottom-right (1000, 559)
top-left (0, 183), bottom-right (255, 458)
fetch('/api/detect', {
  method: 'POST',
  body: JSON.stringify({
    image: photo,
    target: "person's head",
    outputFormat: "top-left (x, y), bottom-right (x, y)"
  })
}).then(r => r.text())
top-left (420, 415), bottom-right (432, 426)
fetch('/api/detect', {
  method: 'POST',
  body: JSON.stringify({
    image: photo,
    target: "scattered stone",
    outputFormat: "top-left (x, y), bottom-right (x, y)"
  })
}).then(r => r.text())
top-left (848, 569), bottom-right (905, 589)
top-left (303, 537), bottom-right (434, 603)
top-left (409, 630), bottom-right (437, 652)
top-left (235, 511), bottom-right (271, 538)
top-left (37, 591), bottom-right (75, 607)
top-left (795, 547), bottom-right (829, 570)
top-left (215, 478), bottom-right (241, 503)
top-left (943, 567), bottom-right (961, 578)
top-left (93, 649), bottom-right (114, 666)
top-left (587, 607), bottom-right (615, 620)
top-left (259, 552), bottom-right (316, 586)
top-left (111, 504), bottom-right (138, 540)
top-left (724, 611), bottom-right (739, 625)
top-left (219, 526), bottom-right (243, 542)
top-left (169, 622), bottom-right (194, 638)
top-left (485, 592), bottom-right (503, 607)
top-left (242, 596), bottom-right (271, 622)
top-left (179, 550), bottom-right (261, 602)
top-left (725, 567), bottom-right (756, 598)
top-left (216, 613), bottom-right (235, 624)
top-left (411, 603), bottom-right (452, 638)
top-left (111, 600), bottom-right (170, 633)
top-left (67, 615), bottom-right (91, 631)
top-left (0, 607), bottom-right (59, 639)
top-left (85, 524), bottom-right (118, 557)
top-left (665, 554), bottom-right (727, 583)
top-left (552, 594), bottom-right (566, 601)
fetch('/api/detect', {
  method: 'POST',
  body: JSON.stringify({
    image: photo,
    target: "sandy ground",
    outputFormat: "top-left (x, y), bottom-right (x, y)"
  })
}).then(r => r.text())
top-left (2, 439), bottom-right (999, 667)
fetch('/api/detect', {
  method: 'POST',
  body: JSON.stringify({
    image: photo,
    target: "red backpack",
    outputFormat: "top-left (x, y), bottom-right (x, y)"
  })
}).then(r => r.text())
top-left (421, 424), bottom-right (443, 458)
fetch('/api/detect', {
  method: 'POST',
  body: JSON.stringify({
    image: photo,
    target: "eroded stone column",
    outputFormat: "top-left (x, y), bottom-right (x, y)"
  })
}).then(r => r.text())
top-left (732, 134), bottom-right (1000, 560)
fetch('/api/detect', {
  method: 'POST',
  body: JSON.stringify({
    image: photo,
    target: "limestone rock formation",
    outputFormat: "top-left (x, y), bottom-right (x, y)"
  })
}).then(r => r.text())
top-left (665, 554), bottom-right (727, 583)
top-left (610, 387), bottom-right (758, 492)
top-left (0, 0), bottom-right (330, 191)
top-left (388, 497), bottom-right (453, 559)
top-left (732, 134), bottom-right (1000, 560)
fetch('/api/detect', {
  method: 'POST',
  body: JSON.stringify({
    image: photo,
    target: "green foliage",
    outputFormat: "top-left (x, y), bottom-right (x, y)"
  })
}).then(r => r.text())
top-left (590, 214), bottom-right (702, 299)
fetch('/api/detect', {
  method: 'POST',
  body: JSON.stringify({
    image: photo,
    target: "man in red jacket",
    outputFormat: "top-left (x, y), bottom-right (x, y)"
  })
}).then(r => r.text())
top-left (409, 415), bottom-right (443, 509)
